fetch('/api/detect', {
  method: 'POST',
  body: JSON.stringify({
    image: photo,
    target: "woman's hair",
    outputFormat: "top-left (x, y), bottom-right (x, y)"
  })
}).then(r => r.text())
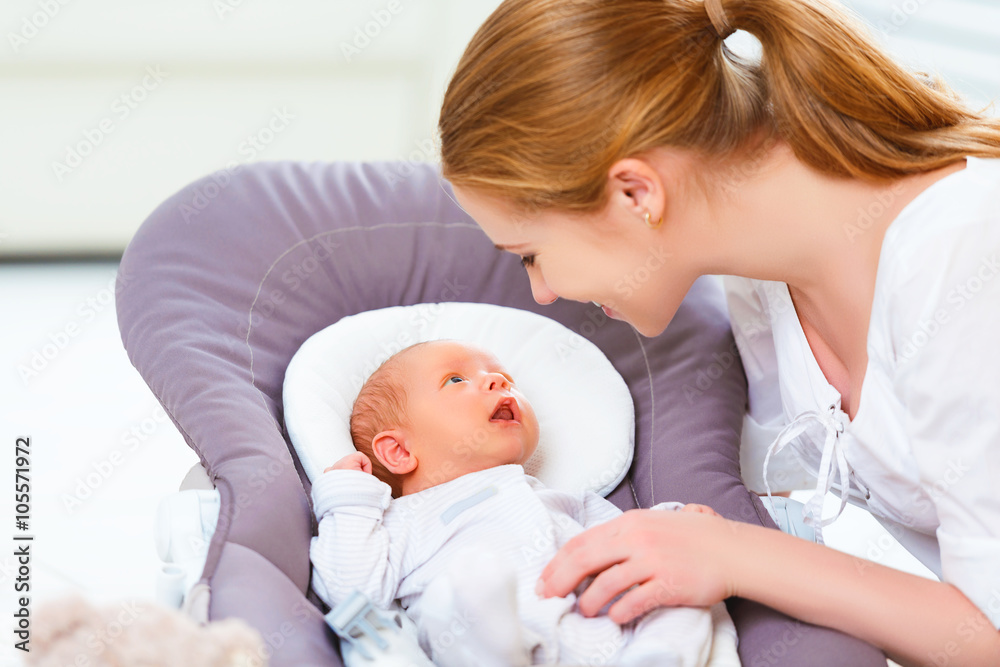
top-left (349, 342), bottom-right (430, 497)
top-left (438, 0), bottom-right (1000, 213)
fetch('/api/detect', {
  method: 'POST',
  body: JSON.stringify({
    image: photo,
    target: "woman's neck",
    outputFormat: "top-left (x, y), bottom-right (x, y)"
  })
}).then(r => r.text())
top-left (709, 143), bottom-right (966, 307)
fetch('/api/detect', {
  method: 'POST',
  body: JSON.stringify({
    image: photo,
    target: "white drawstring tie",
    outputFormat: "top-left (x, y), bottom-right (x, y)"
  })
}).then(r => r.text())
top-left (762, 404), bottom-right (850, 545)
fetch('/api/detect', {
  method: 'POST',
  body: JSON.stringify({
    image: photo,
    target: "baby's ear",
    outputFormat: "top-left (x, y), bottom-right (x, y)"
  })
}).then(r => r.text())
top-left (372, 429), bottom-right (417, 475)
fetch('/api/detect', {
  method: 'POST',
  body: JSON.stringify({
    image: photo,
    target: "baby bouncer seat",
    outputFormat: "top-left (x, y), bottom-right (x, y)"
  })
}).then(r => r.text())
top-left (116, 160), bottom-right (887, 665)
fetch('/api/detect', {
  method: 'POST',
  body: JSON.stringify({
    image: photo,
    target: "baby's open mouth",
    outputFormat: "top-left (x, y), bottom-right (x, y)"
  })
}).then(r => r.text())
top-left (490, 398), bottom-right (520, 422)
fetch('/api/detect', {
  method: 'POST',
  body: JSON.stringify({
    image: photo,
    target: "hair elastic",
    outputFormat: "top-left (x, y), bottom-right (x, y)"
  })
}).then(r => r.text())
top-left (704, 0), bottom-right (736, 39)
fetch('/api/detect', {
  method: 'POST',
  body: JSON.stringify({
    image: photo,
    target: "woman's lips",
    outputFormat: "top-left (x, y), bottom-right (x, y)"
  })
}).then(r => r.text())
top-left (594, 301), bottom-right (621, 321)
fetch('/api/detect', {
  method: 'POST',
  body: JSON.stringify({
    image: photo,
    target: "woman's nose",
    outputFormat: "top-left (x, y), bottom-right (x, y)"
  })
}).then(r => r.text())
top-left (482, 372), bottom-right (510, 392)
top-left (528, 270), bottom-right (558, 305)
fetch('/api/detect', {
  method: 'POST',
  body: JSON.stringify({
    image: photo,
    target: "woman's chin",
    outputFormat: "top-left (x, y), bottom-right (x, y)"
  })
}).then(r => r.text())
top-left (632, 316), bottom-right (670, 338)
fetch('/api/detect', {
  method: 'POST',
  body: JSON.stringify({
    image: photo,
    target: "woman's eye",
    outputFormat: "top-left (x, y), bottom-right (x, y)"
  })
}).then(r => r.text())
top-left (446, 376), bottom-right (465, 384)
top-left (520, 255), bottom-right (535, 268)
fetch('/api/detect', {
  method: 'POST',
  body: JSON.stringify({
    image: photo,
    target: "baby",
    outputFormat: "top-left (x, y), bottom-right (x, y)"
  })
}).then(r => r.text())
top-left (309, 340), bottom-right (736, 666)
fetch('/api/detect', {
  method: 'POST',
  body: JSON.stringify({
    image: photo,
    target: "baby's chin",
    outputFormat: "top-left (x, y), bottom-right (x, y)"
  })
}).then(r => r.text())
top-left (518, 438), bottom-right (539, 465)
top-left (511, 442), bottom-right (539, 467)
top-left (474, 439), bottom-right (537, 470)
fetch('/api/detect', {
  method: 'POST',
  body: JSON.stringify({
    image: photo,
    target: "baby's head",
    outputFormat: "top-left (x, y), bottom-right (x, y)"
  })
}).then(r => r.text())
top-left (350, 340), bottom-right (539, 497)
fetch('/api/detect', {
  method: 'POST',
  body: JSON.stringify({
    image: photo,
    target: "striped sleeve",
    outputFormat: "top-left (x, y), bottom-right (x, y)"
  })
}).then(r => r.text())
top-left (309, 470), bottom-right (402, 610)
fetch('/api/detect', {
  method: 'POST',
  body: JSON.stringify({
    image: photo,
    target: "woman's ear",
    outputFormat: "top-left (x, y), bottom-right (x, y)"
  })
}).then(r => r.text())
top-left (372, 429), bottom-right (418, 475)
top-left (607, 156), bottom-right (665, 221)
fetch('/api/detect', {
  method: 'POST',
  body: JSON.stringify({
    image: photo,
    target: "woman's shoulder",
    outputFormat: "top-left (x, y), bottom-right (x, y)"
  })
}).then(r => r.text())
top-left (873, 158), bottom-right (1000, 364)
top-left (880, 157), bottom-right (1000, 284)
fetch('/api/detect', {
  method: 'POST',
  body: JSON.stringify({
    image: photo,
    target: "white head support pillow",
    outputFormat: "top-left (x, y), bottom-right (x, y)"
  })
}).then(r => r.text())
top-left (283, 303), bottom-right (634, 496)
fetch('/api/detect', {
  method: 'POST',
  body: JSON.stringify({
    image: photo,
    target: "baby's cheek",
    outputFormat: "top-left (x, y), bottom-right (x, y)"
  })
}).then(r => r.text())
top-left (525, 411), bottom-right (540, 441)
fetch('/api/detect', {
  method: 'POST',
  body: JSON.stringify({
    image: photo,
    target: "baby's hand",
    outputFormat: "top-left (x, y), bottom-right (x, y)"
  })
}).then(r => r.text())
top-left (680, 503), bottom-right (721, 517)
top-left (325, 452), bottom-right (373, 474)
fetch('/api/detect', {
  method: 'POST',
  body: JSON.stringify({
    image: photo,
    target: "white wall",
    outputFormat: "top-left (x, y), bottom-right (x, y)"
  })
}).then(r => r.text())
top-left (842, 0), bottom-right (1000, 109)
top-left (0, 0), bottom-right (501, 256)
top-left (1, 0), bottom-right (998, 257)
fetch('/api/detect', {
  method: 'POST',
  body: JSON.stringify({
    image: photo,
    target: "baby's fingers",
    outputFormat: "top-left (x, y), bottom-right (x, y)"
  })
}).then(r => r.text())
top-left (681, 503), bottom-right (720, 517)
top-left (328, 451), bottom-right (373, 473)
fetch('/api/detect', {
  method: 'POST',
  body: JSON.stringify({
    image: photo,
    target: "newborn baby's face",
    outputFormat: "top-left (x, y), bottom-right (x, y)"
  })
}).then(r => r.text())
top-left (400, 341), bottom-right (539, 476)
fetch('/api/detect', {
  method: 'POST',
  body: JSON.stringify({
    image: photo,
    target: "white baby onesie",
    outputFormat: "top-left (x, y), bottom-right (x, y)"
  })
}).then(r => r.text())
top-left (310, 463), bottom-right (736, 666)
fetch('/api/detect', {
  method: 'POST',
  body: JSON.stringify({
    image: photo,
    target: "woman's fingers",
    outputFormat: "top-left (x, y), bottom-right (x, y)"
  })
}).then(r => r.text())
top-left (541, 509), bottom-right (735, 619)
top-left (575, 560), bottom-right (651, 618)
top-left (538, 515), bottom-right (631, 599)
top-left (607, 579), bottom-right (685, 624)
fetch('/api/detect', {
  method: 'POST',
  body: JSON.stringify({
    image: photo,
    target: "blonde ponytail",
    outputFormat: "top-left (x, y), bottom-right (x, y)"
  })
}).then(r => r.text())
top-left (438, 0), bottom-right (1000, 212)
top-left (727, 0), bottom-right (1000, 179)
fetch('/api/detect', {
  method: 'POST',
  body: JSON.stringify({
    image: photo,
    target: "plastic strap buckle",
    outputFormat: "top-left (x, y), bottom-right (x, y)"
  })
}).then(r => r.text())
top-left (325, 591), bottom-right (395, 660)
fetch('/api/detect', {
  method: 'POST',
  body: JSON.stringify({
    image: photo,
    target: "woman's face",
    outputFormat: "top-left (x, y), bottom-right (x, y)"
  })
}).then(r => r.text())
top-left (452, 163), bottom-right (703, 337)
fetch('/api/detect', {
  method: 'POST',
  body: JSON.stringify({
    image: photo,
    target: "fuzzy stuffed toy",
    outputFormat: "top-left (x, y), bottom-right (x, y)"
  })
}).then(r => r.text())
top-left (27, 595), bottom-right (266, 667)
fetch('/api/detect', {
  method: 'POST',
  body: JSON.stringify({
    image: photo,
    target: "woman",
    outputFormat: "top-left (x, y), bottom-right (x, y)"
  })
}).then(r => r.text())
top-left (437, 0), bottom-right (1000, 665)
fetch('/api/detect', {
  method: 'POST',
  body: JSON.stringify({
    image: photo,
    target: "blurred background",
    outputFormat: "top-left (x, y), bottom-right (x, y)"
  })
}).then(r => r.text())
top-left (1, 1), bottom-right (997, 664)
top-left (2, 0), bottom-right (999, 258)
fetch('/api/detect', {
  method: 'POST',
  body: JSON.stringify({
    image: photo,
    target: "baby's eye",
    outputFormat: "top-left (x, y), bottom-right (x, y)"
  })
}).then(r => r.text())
top-left (520, 255), bottom-right (536, 268)
top-left (446, 376), bottom-right (465, 384)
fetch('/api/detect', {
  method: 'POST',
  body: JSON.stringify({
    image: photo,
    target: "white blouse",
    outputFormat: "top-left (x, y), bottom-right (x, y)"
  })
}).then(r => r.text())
top-left (726, 156), bottom-right (1000, 629)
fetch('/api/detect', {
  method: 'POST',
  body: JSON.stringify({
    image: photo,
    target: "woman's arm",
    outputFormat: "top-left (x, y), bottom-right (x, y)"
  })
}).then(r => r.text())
top-left (729, 519), bottom-right (999, 667)
top-left (536, 510), bottom-right (1000, 667)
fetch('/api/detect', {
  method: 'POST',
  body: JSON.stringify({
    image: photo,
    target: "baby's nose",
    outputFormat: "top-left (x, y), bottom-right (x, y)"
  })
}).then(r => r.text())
top-left (483, 372), bottom-right (510, 391)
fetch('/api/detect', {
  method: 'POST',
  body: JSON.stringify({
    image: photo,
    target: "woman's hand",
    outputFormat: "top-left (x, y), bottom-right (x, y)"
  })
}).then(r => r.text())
top-left (536, 508), bottom-right (736, 624)
top-left (324, 451), bottom-right (372, 474)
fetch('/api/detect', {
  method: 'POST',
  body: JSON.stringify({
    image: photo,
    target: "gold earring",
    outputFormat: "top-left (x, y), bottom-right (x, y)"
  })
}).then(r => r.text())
top-left (644, 211), bottom-right (663, 229)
